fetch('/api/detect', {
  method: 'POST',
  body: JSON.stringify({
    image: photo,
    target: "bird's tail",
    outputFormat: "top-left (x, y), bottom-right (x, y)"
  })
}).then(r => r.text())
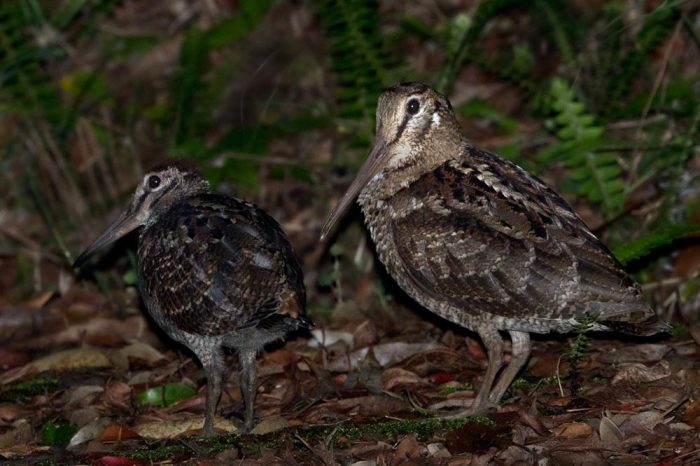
top-left (296, 315), bottom-right (315, 330)
top-left (601, 312), bottom-right (671, 336)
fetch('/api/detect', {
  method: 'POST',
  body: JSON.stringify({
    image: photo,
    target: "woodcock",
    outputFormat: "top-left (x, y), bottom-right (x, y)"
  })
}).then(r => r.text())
top-left (321, 82), bottom-right (666, 416)
top-left (74, 161), bottom-right (310, 436)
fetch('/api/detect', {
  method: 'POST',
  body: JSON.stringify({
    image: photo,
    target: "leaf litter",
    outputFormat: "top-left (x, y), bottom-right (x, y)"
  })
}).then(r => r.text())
top-left (3, 278), bottom-right (696, 465)
top-left (0, 1), bottom-right (699, 464)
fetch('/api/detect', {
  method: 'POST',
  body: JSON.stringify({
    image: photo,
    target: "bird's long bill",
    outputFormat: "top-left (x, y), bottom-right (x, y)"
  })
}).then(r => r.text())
top-left (320, 139), bottom-right (387, 241)
top-left (73, 209), bottom-right (140, 268)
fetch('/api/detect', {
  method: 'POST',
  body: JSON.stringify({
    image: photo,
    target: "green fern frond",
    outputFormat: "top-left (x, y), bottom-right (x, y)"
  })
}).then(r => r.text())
top-left (314, 0), bottom-right (398, 121)
top-left (607, 3), bottom-right (679, 117)
top-left (536, 78), bottom-right (626, 213)
top-left (612, 223), bottom-right (698, 266)
top-left (171, 0), bottom-right (274, 149)
top-left (437, 0), bottom-right (519, 94)
top-left (532, 0), bottom-right (577, 70)
top-left (566, 313), bottom-right (597, 394)
top-left (0, 2), bottom-right (64, 125)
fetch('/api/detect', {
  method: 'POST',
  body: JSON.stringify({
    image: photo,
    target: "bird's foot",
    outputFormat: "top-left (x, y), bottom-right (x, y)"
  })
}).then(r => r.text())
top-left (226, 409), bottom-right (255, 434)
top-left (199, 414), bottom-right (240, 437)
top-left (428, 397), bottom-right (498, 419)
top-left (200, 419), bottom-right (216, 438)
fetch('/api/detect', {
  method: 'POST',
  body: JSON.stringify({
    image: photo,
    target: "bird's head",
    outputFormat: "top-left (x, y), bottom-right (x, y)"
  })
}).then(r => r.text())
top-left (73, 161), bottom-right (209, 268)
top-left (321, 82), bottom-right (458, 240)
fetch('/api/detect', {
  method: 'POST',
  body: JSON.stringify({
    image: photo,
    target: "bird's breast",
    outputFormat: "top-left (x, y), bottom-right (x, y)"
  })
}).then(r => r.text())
top-left (358, 186), bottom-right (423, 276)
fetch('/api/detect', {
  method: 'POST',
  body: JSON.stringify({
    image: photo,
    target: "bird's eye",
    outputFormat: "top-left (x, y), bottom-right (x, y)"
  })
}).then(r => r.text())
top-left (407, 99), bottom-right (420, 115)
top-left (147, 175), bottom-right (161, 190)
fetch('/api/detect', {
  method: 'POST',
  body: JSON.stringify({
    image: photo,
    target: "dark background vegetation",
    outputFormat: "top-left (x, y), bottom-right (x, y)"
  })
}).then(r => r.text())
top-left (1, 0), bottom-right (700, 464)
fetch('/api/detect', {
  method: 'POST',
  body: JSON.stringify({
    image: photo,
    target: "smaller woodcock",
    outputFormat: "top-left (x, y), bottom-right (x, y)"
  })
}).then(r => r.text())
top-left (321, 82), bottom-right (666, 417)
top-left (74, 161), bottom-right (310, 436)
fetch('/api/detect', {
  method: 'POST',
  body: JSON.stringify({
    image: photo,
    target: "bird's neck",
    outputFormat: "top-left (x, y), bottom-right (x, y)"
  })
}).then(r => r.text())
top-left (360, 125), bottom-right (467, 203)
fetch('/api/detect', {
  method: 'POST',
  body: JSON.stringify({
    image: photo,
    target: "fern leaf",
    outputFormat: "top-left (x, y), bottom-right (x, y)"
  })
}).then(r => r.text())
top-left (437, 0), bottom-right (519, 94)
top-left (536, 78), bottom-right (626, 213)
top-left (607, 3), bottom-right (679, 116)
top-left (612, 224), bottom-right (698, 266)
top-left (314, 0), bottom-right (398, 121)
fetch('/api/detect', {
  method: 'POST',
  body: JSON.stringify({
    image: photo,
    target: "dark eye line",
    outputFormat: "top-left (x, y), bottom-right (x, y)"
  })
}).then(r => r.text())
top-left (149, 179), bottom-right (177, 206)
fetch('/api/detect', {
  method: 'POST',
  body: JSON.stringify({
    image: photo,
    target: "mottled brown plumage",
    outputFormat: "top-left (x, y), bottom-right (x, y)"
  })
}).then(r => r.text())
top-left (322, 82), bottom-right (666, 416)
top-left (74, 163), bottom-right (310, 435)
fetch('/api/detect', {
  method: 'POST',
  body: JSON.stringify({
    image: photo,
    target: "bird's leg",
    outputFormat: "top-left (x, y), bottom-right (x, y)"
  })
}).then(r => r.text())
top-left (441, 325), bottom-right (504, 418)
top-left (238, 349), bottom-right (258, 433)
top-left (488, 331), bottom-right (530, 403)
top-left (201, 347), bottom-right (224, 437)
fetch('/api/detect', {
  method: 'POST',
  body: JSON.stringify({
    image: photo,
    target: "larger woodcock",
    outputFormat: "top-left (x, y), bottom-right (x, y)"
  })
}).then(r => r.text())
top-left (75, 162), bottom-right (310, 436)
top-left (322, 82), bottom-right (666, 416)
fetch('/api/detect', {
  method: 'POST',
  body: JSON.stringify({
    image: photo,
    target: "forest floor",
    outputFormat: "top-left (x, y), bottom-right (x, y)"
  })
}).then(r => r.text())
top-left (1, 0), bottom-right (700, 464)
top-left (0, 281), bottom-right (698, 465)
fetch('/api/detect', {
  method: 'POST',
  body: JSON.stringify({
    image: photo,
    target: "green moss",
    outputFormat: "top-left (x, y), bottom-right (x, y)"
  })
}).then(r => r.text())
top-left (124, 433), bottom-right (246, 461)
top-left (121, 416), bottom-right (495, 460)
top-left (437, 383), bottom-right (474, 396)
top-left (32, 458), bottom-right (64, 466)
top-left (0, 377), bottom-right (60, 402)
top-left (302, 416), bottom-right (495, 445)
top-left (512, 375), bottom-right (560, 390)
top-left (670, 322), bottom-right (689, 340)
top-left (128, 443), bottom-right (192, 461)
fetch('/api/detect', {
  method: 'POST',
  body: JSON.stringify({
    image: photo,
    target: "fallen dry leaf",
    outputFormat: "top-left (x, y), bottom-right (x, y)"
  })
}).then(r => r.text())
top-left (98, 424), bottom-right (142, 442)
top-left (327, 341), bottom-right (445, 372)
top-left (63, 384), bottom-right (104, 408)
top-left (0, 403), bottom-right (23, 425)
top-left (67, 406), bottom-right (101, 428)
top-left (353, 319), bottom-right (379, 348)
top-left (611, 361), bottom-right (671, 385)
top-left (619, 410), bottom-right (666, 436)
top-left (93, 455), bottom-right (143, 466)
top-left (681, 399), bottom-right (700, 428)
top-left (263, 347), bottom-right (300, 366)
top-left (392, 434), bottom-right (422, 462)
top-left (0, 445), bottom-right (52, 461)
top-left (0, 419), bottom-right (32, 448)
top-left (309, 328), bottom-right (354, 348)
top-left (101, 381), bottom-right (132, 411)
top-left (446, 419), bottom-right (513, 454)
top-left (599, 344), bottom-right (670, 364)
top-left (31, 316), bottom-right (148, 348)
top-left (466, 337), bottom-right (487, 361)
top-left (599, 413), bottom-right (623, 444)
top-left (250, 415), bottom-right (289, 435)
top-left (0, 348), bottom-right (30, 371)
top-left (426, 442), bottom-right (451, 458)
top-left (134, 415), bottom-right (237, 439)
top-left (552, 422), bottom-right (594, 439)
top-left (381, 367), bottom-right (423, 391)
top-left (67, 417), bottom-right (112, 449)
top-left (689, 325), bottom-right (700, 347)
top-left (117, 341), bottom-right (167, 367)
top-left (519, 409), bottom-right (550, 436)
top-left (1, 347), bottom-right (111, 383)
top-left (24, 291), bottom-right (55, 309)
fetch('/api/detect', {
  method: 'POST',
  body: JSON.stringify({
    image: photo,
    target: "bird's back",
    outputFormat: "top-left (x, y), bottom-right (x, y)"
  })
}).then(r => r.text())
top-left (138, 194), bottom-right (308, 338)
top-left (362, 146), bottom-right (661, 335)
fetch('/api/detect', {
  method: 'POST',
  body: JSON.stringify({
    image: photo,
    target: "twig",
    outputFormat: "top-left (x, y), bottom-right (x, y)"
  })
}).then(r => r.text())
top-left (630, 19), bottom-right (683, 180)
top-left (555, 355), bottom-right (565, 397)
